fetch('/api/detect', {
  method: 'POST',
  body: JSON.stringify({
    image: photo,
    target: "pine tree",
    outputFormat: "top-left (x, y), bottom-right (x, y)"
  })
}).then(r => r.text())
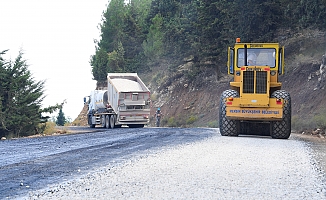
top-left (99, 0), bottom-right (125, 52)
top-left (0, 50), bottom-right (64, 138)
top-left (56, 108), bottom-right (66, 126)
top-left (90, 48), bottom-right (109, 82)
top-left (90, 0), bottom-right (326, 80)
top-left (142, 14), bottom-right (164, 60)
top-left (0, 51), bottom-right (45, 138)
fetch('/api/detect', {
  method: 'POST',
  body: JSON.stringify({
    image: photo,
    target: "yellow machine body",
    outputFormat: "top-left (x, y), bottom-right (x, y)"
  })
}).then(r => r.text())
top-left (226, 42), bottom-right (285, 121)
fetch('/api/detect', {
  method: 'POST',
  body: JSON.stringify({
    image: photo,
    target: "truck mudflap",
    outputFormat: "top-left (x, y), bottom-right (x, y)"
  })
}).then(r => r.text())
top-left (225, 98), bottom-right (283, 120)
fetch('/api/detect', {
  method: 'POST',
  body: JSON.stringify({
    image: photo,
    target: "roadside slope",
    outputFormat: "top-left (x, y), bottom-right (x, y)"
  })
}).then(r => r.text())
top-left (74, 30), bottom-right (326, 131)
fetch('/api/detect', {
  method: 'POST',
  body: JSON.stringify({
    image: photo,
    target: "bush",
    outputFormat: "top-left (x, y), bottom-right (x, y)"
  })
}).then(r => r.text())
top-left (167, 117), bottom-right (178, 127)
top-left (292, 110), bottom-right (326, 132)
top-left (152, 72), bottom-right (162, 85)
top-left (151, 93), bottom-right (158, 101)
top-left (71, 118), bottom-right (81, 126)
top-left (42, 121), bottom-right (57, 135)
top-left (312, 115), bottom-right (326, 130)
top-left (186, 115), bottom-right (198, 125)
top-left (207, 120), bottom-right (219, 128)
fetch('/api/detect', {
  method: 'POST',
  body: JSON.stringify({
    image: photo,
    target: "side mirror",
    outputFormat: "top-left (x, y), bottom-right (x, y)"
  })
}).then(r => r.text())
top-left (278, 47), bottom-right (285, 75)
top-left (228, 47), bottom-right (234, 75)
top-left (84, 96), bottom-right (90, 105)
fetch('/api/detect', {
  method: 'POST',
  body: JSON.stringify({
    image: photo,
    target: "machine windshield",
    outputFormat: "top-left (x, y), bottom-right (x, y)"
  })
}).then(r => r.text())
top-left (237, 48), bottom-right (276, 67)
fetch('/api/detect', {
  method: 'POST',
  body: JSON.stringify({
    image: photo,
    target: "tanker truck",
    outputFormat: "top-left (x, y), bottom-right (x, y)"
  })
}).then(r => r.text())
top-left (85, 73), bottom-right (151, 128)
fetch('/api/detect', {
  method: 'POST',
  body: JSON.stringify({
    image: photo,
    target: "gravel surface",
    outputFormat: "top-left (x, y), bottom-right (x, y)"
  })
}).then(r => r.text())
top-left (27, 131), bottom-right (326, 200)
top-left (0, 127), bottom-right (213, 199)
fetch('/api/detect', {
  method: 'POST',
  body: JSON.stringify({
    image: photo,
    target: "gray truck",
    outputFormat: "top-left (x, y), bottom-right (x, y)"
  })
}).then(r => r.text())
top-left (85, 73), bottom-right (151, 128)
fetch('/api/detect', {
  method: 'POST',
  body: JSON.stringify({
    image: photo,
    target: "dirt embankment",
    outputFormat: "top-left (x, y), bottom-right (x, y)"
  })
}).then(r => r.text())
top-left (148, 30), bottom-right (326, 134)
top-left (72, 104), bottom-right (89, 126)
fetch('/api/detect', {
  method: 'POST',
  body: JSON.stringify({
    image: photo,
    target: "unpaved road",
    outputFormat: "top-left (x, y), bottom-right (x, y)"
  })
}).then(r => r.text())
top-left (0, 127), bottom-right (325, 199)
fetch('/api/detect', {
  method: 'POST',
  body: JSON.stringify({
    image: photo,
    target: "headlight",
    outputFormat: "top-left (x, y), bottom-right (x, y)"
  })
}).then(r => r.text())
top-left (271, 71), bottom-right (276, 76)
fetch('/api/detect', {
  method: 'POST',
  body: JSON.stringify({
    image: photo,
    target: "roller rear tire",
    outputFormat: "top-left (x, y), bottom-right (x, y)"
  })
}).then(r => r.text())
top-left (270, 90), bottom-right (291, 139)
top-left (219, 90), bottom-right (240, 136)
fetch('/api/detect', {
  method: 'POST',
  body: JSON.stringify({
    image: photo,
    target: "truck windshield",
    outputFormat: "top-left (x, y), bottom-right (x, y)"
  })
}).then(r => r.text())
top-left (237, 48), bottom-right (276, 68)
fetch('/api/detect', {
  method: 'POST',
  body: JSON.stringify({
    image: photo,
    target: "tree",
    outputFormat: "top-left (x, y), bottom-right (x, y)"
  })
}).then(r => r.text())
top-left (0, 50), bottom-right (62, 138)
top-left (90, 48), bottom-right (109, 82)
top-left (142, 14), bottom-right (164, 60)
top-left (56, 108), bottom-right (66, 126)
top-left (91, 0), bottom-right (326, 82)
top-left (98, 0), bottom-right (125, 52)
top-left (294, 0), bottom-right (326, 28)
top-left (129, 0), bottom-right (152, 32)
top-left (91, 0), bottom-right (127, 81)
top-left (108, 41), bottom-right (125, 72)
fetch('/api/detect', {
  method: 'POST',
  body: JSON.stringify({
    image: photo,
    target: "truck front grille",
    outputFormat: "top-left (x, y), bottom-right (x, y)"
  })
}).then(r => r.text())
top-left (243, 71), bottom-right (267, 94)
top-left (256, 71), bottom-right (267, 93)
top-left (243, 71), bottom-right (254, 93)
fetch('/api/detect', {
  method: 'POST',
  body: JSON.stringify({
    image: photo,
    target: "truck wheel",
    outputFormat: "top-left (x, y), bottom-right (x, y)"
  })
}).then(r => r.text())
top-left (109, 115), bottom-right (115, 129)
top-left (105, 115), bottom-right (110, 129)
top-left (270, 90), bottom-right (291, 139)
top-left (101, 115), bottom-right (106, 128)
top-left (219, 90), bottom-right (240, 136)
top-left (88, 115), bottom-right (95, 128)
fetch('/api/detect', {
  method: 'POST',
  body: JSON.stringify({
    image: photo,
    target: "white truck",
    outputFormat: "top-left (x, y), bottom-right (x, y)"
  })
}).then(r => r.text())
top-left (85, 73), bottom-right (151, 128)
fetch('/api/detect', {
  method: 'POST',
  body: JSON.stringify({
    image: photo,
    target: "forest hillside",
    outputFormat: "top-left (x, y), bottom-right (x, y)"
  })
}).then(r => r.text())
top-left (74, 0), bottom-right (326, 133)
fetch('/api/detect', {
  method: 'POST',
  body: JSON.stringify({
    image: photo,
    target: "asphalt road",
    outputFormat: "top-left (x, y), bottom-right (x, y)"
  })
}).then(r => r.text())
top-left (0, 127), bottom-right (213, 199)
top-left (0, 127), bottom-right (325, 199)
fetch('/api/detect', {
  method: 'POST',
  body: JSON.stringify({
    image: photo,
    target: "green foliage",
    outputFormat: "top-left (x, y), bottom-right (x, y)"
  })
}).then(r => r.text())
top-left (284, 0), bottom-right (326, 29)
top-left (162, 115), bottom-right (198, 127)
top-left (108, 41), bottom-right (125, 72)
top-left (0, 50), bottom-right (44, 138)
top-left (41, 121), bottom-right (56, 135)
top-left (161, 116), bottom-right (181, 127)
top-left (56, 108), bottom-right (66, 126)
top-left (207, 120), bottom-right (219, 128)
top-left (312, 114), bottom-right (326, 130)
top-left (0, 51), bottom-right (62, 138)
top-left (292, 109), bottom-right (326, 132)
top-left (90, 48), bottom-right (109, 81)
top-left (152, 72), bottom-right (162, 85)
top-left (167, 116), bottom-right (177, 127)
top-left (91, 0), bottom-right (326, 82)
top-left (185, 63), bottom-right (201, 80)
top-left (150, 93), bottom-right (158, 101)
top-left (292, 115), bottom-right (306, 132)
top-left (91, 0), bottom-right (152, 78)
top-left (142, 14), bottom-right (164, 60)
top-left (186, 115), bottom-right (198, 125)
top-left (99, 0), bottom-right (125, 52)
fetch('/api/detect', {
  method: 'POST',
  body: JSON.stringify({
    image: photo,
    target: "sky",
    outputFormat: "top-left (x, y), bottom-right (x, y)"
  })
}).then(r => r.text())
top-left (0, 0), bottom-right (108, 120)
